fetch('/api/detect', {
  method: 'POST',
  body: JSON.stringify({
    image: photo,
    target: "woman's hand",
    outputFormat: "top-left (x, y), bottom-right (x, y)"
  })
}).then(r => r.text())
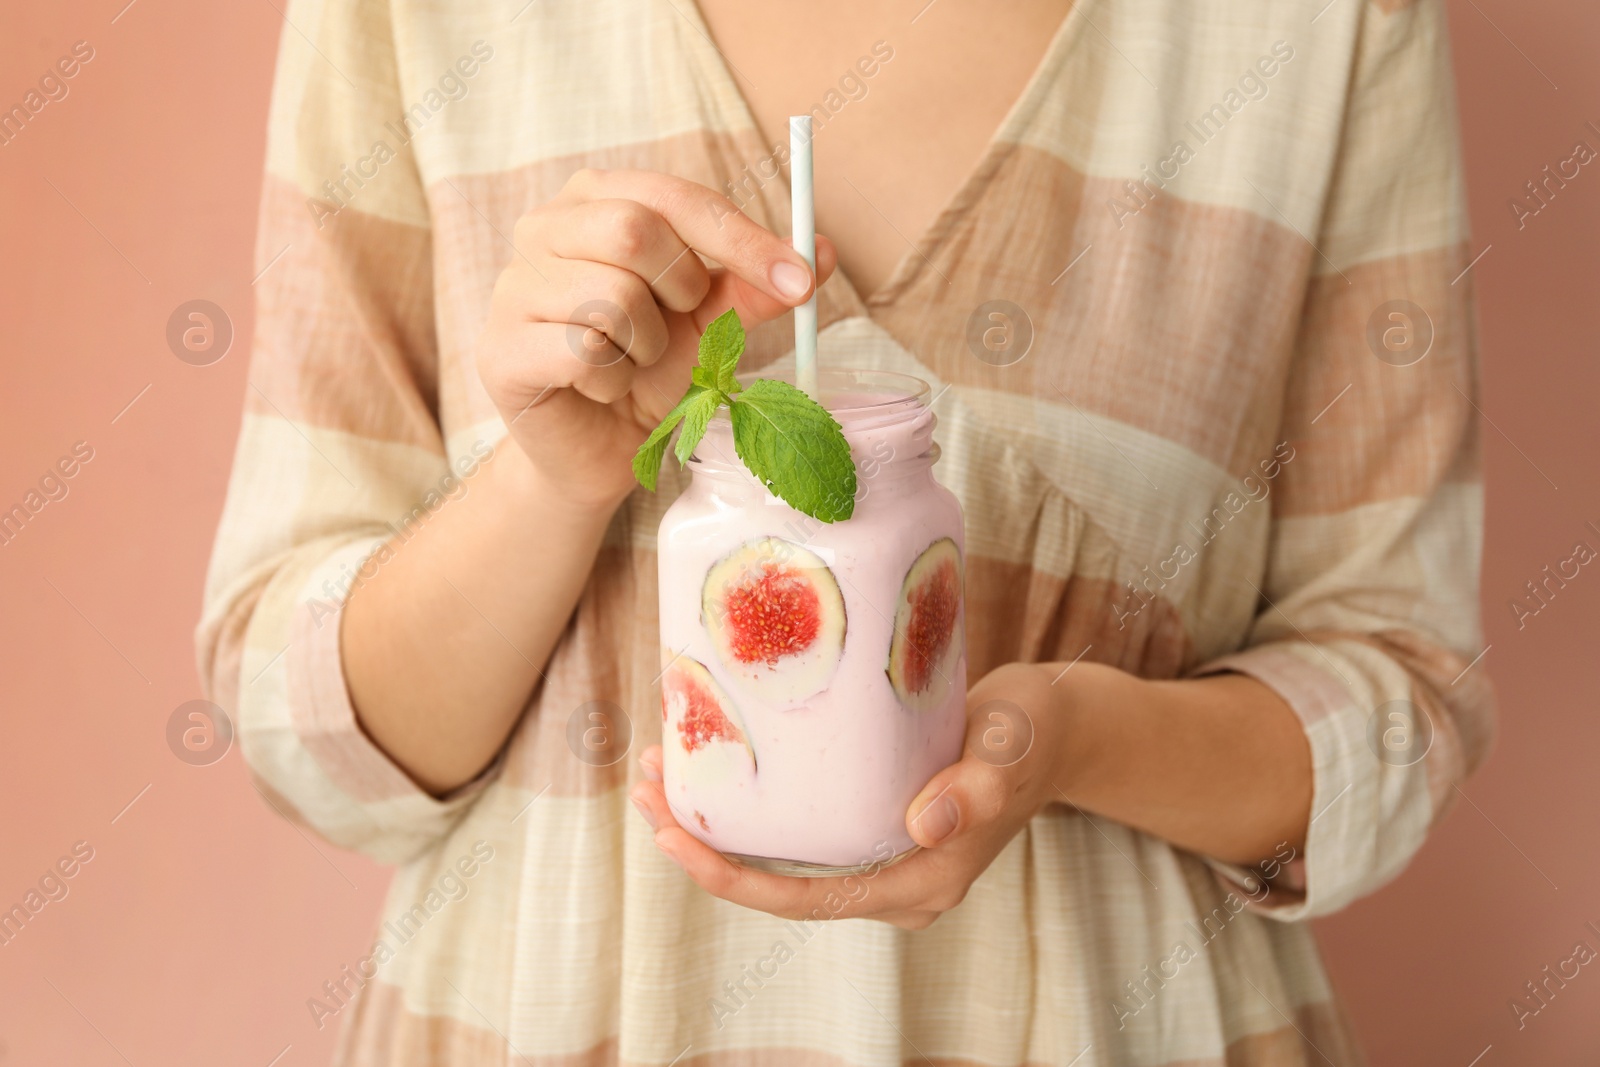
top-left (348, 173), bottom-right (835, 793)
top-left (475, 167), bottom-right (837, 511)
top-left (629, 661), bottom-right (1069, 930)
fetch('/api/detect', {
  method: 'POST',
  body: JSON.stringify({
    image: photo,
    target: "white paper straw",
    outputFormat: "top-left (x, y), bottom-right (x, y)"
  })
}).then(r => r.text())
top-left (789, 115), bottom-right (818, 400)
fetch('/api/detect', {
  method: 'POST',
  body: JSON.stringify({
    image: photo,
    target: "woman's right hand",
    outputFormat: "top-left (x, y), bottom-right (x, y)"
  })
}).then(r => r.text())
top-left (476, 168), bottom-right (837, 511)
top-left (342, 170), bottom-right (833, 793)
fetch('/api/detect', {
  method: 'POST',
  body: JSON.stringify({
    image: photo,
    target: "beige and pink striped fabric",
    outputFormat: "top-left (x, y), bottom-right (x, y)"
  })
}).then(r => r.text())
top-left (197, 0), bottom-right (1492, 1063)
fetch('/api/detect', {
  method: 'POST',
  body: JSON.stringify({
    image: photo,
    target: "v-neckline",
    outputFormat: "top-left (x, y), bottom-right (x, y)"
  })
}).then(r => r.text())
top-left (676, 0), bottom-right (1091, 309)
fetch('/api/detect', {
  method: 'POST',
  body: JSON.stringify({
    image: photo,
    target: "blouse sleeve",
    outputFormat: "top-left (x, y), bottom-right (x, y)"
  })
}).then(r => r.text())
top-left (1196, 0), bottom-right (1496, 919)
top-left (195, 0), bottom-right (499, 864)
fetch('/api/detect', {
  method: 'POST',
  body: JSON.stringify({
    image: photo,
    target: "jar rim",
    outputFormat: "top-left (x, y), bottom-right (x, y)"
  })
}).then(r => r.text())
top-left (690, 366), bottom-right (939, 483)
top-left (760, 367), bottom-right (931, 413)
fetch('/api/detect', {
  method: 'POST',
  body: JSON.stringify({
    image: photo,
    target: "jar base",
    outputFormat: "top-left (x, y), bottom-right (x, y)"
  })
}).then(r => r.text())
top-left (723, 846), bottom-right (919, 878)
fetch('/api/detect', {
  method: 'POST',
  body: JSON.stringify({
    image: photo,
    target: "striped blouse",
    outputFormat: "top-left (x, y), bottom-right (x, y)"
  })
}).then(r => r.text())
top-left (197, 0), bottom-right (1494, 1063)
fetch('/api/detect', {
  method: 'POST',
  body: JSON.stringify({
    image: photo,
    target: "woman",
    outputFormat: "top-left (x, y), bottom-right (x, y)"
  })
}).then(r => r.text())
top-left (198, 0), bottom-right (1494, 1062)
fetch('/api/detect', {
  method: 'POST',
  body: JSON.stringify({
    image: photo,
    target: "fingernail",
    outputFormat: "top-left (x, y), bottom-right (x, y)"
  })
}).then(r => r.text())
top-left (770, 260), bottom-right (811, 300)
top-left (912, 793), bottom-right (960, 846)
top-left (642, 760), bottom-right (662, 783)
top-left (631, 795), bottom-right (659, 832)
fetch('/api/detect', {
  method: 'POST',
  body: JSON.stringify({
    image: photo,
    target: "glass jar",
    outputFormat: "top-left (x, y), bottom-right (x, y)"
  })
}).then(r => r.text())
top-left (656, 369), bottom-right (966, 875)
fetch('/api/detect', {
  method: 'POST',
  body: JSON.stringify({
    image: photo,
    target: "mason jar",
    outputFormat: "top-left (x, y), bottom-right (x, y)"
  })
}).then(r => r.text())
top-left (656, 369), bottom-right (966, 875)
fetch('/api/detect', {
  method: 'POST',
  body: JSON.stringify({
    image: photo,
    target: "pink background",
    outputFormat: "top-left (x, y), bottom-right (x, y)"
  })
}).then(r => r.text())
top-left (0, 2), bottom-right (1595, 1064)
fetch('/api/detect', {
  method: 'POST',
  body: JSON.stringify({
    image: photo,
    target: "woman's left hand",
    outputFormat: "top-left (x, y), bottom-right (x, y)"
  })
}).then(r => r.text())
top-left (629, 661), bottom-right (1073, 930)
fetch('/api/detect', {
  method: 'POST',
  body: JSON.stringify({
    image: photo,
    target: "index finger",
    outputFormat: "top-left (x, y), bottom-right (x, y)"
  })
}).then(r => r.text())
top-left (564, 168), bottom-right (816, 307)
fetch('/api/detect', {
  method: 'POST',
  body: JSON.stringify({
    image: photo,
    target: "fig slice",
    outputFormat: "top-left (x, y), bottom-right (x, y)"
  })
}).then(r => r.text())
top-left (886, 537), bottom-right (964, 712)
top-left (701, 537), bottom-right (846, 704)
top-left (661, 654), bottom-right (755, 788)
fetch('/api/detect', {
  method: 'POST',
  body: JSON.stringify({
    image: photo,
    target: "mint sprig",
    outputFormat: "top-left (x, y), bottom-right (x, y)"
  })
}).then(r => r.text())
top-left (631, 308), bottom-right (857, 522)
top-left (729, 380), bottom-right (855, 522)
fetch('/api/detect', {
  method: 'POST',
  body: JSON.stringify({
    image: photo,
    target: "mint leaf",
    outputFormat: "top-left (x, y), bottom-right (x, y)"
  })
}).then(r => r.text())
top-left (697, 308), bottom-right (743, 393)
top-left (673, 387), bottom-right (725, 466)
top-left (729, 379), bottom-right (856, 522)
top-left (631, 385), bottom-right (707, 491)
top-left (633, 309), bottom-right (856, 521)
top-left (690, 365), bottom-right (739, 393)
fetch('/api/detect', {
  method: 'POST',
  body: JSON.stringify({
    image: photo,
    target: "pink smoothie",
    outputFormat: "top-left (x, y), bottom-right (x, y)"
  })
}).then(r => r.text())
top-left (655, 372), bottom-right (966, 873)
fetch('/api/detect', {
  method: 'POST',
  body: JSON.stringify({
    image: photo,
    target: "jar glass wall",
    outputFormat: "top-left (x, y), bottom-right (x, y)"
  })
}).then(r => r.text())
top-left (656, 370), bottom-right (967, 875)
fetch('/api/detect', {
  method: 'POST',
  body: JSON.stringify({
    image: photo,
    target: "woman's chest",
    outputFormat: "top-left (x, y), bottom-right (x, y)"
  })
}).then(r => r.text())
top-left (419, 0), bottom-right (1329, 494)
top-left (692, 0), bottom-right (1076, 297)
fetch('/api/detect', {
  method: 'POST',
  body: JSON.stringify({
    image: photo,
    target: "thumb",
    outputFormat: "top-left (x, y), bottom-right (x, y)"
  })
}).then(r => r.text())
top-left (906, 695), bottom-right (1034, 849)
top-left (628, 235), bottom-right (837, 427)
top-left (694, 234), bottom-right (838, 332)
top-left (907, 777), bottom-right (965, 849)
top-left (906, 760), bottom-right (1010, 850)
